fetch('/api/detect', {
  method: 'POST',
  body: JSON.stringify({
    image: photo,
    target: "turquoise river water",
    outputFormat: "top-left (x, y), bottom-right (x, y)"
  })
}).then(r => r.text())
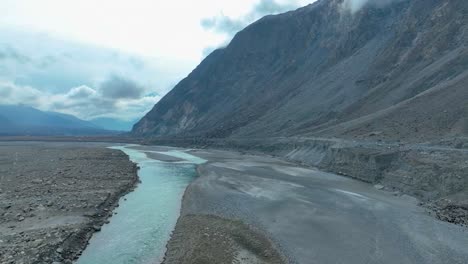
top-left (76, 145), bottom-right (204, 264)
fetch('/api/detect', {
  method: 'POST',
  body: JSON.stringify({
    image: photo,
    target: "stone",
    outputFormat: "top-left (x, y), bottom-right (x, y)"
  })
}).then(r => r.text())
top-left (374, 184), bottom-right (385, 190)
top-left (32, 239), bottom-right (43, 247)
top-left (32, 179), bottom-right (43, 184)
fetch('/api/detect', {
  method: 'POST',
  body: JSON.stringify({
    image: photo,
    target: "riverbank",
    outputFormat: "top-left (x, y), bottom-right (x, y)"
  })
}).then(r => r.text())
top-left (109, 145), bottom-right (285, 264)
top-left (0, 142), bottom-right (138, 264)
top-left (164, 214), bottom-right (286, 264)
top-left (163, 147), bottom-right (468, 264)
top-left (145, 137), bottom-right (468, 226)
top-left (77, 145), bottom-right (199, 264)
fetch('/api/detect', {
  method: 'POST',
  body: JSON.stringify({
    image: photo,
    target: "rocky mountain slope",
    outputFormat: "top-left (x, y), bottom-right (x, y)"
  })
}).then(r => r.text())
top-left (0, 105), bottom-right (113, 136)
top-left (133, 0), bottom-right (468, 142)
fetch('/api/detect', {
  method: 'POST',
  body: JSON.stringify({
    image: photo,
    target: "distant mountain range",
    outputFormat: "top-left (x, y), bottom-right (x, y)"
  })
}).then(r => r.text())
top-left (0, 105), bottom-right (118, 136)
top-left (90, 117), bottom-right (137, 132)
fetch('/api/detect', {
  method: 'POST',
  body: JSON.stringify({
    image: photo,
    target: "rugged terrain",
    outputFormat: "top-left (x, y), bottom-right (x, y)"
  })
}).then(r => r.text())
top-left (0, 142), bottom-right (138, 264)
top-left (133, 0), bottom-right (468, 142)
top-left (132, 0), bottom-right (468, 227)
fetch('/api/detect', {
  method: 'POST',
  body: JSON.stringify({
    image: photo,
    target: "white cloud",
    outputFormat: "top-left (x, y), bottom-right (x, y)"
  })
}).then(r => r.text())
top-left (341, 0), bottom-right (401, 13)
top-left (0, 29), bottom-right (190, 95)
top-left (67, 85), bottom-right (98, 99)
top-left (341, 0), bottom-right (369, 13)
top-left (0, 0), bottom-right (315, 62)
top-left (0, 81), bottom-right (43, 107)
top-left (201, 0), bottom-right (311, 40)
top-left (0, 0), bottom-right (316, 122)
top-left (0, 0), bottom-right (252, 62)
top-left (0, 81), bottom-right (160, 121)
top-left (0, 30), bottom-right (181, 121)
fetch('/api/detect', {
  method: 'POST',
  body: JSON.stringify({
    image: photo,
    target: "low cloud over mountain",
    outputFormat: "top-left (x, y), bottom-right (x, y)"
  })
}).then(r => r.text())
top-left (100, 75), bottom-right (145, 100)
top-left (200, 0), bottom-right (309, 55)
top-left (0, 29), bottom-right (187, 122)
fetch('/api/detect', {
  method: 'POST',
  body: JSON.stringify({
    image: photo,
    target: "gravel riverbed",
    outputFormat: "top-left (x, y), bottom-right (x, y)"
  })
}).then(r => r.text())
top-left (0, 142), bottom-right (138, 264)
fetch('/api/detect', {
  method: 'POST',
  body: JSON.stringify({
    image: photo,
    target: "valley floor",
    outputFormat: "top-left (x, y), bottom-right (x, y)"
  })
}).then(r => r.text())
top-left (152, 146), bottom-right (468, 264)
top-left (2, 141), bottom-right (467, 264)
top-left (0, 142), bottom-right (138, 264)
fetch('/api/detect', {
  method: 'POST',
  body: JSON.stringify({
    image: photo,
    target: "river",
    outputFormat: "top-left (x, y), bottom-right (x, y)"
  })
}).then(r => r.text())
top-left (76, 145), bottom-right (204, 264)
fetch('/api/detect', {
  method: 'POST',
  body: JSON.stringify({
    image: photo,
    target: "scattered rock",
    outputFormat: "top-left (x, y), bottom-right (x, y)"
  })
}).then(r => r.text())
top-left (32, 239), bottom-right (43, 247)
top-left (374, 184), bottom-right (385, 190)
top-left (31, 179), bottom-right (43, 184)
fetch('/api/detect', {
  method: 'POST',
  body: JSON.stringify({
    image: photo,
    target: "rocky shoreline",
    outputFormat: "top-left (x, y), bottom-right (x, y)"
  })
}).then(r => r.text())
top-left (0, 142), bottom-right (138, 264)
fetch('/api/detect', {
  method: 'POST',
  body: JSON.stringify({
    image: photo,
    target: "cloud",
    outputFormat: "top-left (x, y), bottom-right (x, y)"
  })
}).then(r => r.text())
top-left (49, 84), bottom-right (160, 121)
top-left (201, 0), bottom-right (302, 37)
top-left (0, 81), bottom-right (42, 106)
top-left (0, 80), bottom-right (160, 122)
top-left (49, 85), bottom-right (116, 118)
top-left (255, 0), bottom-right (299, 14)
top-left (201, 15), bottom-right (246, 36)
top-left (67, 85), bottom-right (98, 99)
top-left (99, 75), bottom-right (145, 100)
top-left (0, 29), bottom-right (188, 94)
top-left (0, 84), bottom-right (12, 97)
top-left (0, 29), bottom-right (190, 122)
top-left (341, 0), bottom-right (403, 13)
top-left (202, 45), bottom-right (226, 58)
top-left (0, 45), bottom-right (31, 64)
top-left (341, 0), bottom-right (369, 13)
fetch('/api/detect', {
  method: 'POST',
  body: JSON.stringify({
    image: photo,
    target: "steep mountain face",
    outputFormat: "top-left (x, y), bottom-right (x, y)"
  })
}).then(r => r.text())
top-left (134, 0), bottom-right (468, 142)
top-left (0, 105), bottom-right (113, 136)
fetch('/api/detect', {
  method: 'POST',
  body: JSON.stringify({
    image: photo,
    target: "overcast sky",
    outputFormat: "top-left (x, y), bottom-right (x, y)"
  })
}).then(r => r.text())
top-left (0, 0), bottom-right (312, 121)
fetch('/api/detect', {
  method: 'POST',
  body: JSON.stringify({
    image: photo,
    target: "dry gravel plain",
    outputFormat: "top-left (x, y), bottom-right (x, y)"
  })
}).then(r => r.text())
top-left (0, 142), bottom-right (138, 264)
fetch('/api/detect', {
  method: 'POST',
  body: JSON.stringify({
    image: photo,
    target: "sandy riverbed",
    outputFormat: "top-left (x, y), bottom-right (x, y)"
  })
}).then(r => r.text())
top-left (161, 147), bottom-right (468, 264)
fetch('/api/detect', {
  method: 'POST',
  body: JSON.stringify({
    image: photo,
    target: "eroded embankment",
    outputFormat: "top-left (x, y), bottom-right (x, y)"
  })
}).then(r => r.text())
top-left (146, 137), bottom-right (468, 225)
